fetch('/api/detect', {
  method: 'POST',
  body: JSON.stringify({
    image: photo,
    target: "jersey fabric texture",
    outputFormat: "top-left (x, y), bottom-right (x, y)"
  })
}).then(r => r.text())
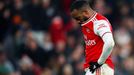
top-left (81, 12), bottom-right (114, 70)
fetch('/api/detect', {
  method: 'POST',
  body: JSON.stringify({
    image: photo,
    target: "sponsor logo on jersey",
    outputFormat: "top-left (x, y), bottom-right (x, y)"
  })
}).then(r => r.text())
top-left (97, 24), bottom-right (107, 30)
top-left (85, 39), bottom-right (96, 46)
top-left (84, 35), bottom-right (96, 46)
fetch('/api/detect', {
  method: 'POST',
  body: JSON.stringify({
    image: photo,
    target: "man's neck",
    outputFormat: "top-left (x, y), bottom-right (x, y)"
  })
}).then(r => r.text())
top-left (81, 10), bottom-right (96, 25)
top-left (87, 10), bottom-right (95, 18)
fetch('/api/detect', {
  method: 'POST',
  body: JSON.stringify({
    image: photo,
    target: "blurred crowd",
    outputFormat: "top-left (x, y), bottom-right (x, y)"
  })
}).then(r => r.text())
top-left (0, 0), bottom-right (134, 75)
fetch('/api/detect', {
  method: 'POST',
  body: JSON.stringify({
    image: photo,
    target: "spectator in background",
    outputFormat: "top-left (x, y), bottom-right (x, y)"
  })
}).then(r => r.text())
top-left (41, 67), bottom-right (53, 75)
top-left (50, 16), bottom-right (66, 44)
top-left (19, 55), bottom-right (41, 75)
top-left (118, 3), bottom-right (130, 18)
top-left (18, 31), bottom-right (49, 68)
top-left (59, 0), bottom-right (73, 15)
top-left (12, 0), bottom-right (24, 13)
top-left (0, 1), bottom-right (10, 42)
top-left (22, 0), bottom-right (43, 30)
top-left (70, 45), bottom-right (84, 75)
top-left (122, 56), bottom-right (134, 75)
top-left (19, 55), bottom-right (35, 75)
top-left (62, 64), bottom-right (73, 75)
top-left (41, 0), bottom-right (58, 31)
top-left (49, 16), bottom-right (67, 53)
top-left (0, 46), bottom-right (15, 75)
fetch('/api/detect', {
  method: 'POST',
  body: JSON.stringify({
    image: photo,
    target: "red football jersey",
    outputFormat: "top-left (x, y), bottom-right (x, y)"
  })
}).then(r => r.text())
top-left (81, 12), bottom-right (114, 69)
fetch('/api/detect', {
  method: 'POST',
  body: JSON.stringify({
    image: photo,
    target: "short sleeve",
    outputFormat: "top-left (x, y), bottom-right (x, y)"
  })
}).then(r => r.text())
top-left (93, 20), bottom-right (112, 37)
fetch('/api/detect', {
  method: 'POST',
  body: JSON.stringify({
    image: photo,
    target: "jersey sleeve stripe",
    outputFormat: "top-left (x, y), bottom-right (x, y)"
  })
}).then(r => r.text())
top-left (101, 32), bottom-right (111, 37)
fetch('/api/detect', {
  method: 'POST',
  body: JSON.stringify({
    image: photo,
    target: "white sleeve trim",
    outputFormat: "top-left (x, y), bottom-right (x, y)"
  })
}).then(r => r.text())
top-left (93, 20), bottom-right (115, 64)
top-left (98, 32), bottom-right (115, 64)
top-left (93, 20), bottom-right (112, 37)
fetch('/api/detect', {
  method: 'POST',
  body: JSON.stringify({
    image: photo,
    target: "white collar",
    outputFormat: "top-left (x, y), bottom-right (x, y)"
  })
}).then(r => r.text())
top-left (81, 12), bottom-right (97, 26)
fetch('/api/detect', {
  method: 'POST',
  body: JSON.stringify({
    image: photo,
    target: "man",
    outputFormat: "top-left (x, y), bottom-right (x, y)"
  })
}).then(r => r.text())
top-left (70, 0), bottom-right (115, 75)
top-left (0, 46), bottom-right (15, 75)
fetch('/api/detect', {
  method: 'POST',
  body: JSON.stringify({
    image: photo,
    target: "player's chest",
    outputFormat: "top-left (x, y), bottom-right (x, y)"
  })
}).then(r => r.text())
top-left (81, 26), bottom-right (96, 39)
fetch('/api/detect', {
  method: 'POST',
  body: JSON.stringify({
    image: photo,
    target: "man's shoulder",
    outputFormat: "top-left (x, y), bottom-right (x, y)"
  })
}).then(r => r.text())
top-left (96, 13), bottom-right (108, 20)
top-left (94, 20), bottom-right (109, 26)
top-left (92, 13), bottom-right (109, 26)
top-left (93, 17), bottom-right (111, 35)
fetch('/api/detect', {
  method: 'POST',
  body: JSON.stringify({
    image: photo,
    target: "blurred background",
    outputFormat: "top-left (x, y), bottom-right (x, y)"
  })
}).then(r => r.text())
top-left (0, 0), bottom-right (134, 75)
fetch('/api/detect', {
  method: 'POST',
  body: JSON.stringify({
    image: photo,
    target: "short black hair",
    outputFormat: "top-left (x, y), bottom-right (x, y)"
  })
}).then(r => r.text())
top-left (70, 0), bottom-right (90, 12)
